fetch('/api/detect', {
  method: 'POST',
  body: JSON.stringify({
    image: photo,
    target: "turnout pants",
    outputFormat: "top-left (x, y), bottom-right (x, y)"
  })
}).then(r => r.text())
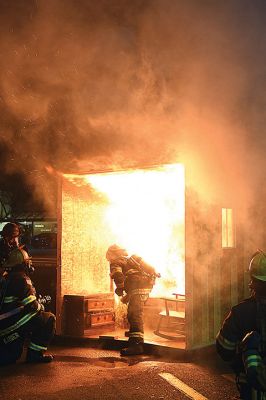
top-left (238, 384), bottom-right (266, 400)
top-left (0, 311), bottom-right (55, 366)
top-left (237, 373), bottom-right (266, 400)
top-left (127, 294), bottom-right (146, 343)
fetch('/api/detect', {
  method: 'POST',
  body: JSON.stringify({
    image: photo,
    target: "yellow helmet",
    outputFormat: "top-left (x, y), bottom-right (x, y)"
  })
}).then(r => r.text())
top-left (249, 250), bottom-right (266, 281)
top-left (106, 244), bottom-right (128, 262)
top-left (3, 248), bottom-right (32, 270)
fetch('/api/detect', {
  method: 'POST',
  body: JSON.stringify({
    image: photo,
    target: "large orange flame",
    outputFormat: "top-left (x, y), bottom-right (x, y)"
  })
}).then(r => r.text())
top-left (84, 164), bottom-right (185, 296)
top-left (61, 164), bottom-right (185, 297)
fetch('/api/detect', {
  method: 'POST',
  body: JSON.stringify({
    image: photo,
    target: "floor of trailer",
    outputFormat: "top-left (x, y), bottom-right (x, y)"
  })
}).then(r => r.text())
top-left (60, 297), bottom-right (186, 349)
top-left (82, 327), bottom-right (186, 349)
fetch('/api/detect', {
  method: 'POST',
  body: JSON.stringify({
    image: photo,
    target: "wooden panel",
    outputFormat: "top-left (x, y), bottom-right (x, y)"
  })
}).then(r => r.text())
top-left (60, 177), bottom-right (111, 296)
top-left (207, 260), bottom-right (215, 342)
top-left (213, 259), bottom-right (222, 340)
top-left (185, 193), bottom-right (220, 348)
top-left (56, 177), bottom-right (63, 334)
top-left (185, 186), bottom-right (248, 349)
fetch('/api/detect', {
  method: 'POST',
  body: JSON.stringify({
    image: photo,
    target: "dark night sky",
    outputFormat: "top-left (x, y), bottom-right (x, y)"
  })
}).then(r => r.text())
top-left (0, 0), bottom-right (266, 215)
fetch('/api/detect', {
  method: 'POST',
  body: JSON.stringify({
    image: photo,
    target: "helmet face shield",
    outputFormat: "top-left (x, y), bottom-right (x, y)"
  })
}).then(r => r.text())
top-left (249, 251), bottom-right (266, 281)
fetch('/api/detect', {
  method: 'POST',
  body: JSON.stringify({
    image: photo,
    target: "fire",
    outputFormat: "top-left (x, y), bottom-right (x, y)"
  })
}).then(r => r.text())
top-left (61, 163), bottom-right (185, 297)
top-left (84, 163), bottom-right (185, 296)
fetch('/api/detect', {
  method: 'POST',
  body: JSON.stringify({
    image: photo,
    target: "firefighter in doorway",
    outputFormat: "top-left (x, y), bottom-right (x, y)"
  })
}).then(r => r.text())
top-left (106, 244), bottom-right (160, 356)
top-left (0, 247), bottom-right (55, 366)
top-left (216, 250), bottom-right (266, 400)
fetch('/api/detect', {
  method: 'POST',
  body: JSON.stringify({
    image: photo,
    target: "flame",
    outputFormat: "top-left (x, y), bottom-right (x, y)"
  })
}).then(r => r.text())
top-left (84, 163), bottom-right (185, 296)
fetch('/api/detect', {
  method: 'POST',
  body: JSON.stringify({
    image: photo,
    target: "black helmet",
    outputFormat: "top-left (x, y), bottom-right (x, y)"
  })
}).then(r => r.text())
top-left (1, 223), bottom-right (20, 239)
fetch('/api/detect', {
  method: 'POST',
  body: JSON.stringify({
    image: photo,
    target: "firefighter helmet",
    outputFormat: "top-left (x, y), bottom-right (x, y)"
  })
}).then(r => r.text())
top-left (1, 223), bottom-right (20, 239)
top-left (106, 244), bottom-right (128, 262)
top-left (3, 248), bottom-right (32, 271)
top-left (249, 250), bottom-right (266, 281)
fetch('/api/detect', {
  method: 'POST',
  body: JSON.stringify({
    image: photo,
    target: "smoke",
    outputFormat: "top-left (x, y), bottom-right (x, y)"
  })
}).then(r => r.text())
top-left (0, 0), bottom-right (266, 218)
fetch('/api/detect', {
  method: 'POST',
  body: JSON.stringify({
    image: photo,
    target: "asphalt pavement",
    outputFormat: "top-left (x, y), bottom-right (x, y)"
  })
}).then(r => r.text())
top-left (0, 343), bottom-right (238, 400)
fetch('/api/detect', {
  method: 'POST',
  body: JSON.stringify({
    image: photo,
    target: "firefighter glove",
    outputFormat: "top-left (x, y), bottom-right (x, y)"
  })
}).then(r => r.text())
top-left (241, 331), bottom-right (261, 352)
top-left (115, 287), bottom-right (124, 296)
top-left (121, 294), bottom-right (130, 304)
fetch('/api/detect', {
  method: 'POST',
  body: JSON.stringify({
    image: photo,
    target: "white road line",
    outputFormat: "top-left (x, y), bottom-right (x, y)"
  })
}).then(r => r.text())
top-left (159, 372), bottom-right (209, 400)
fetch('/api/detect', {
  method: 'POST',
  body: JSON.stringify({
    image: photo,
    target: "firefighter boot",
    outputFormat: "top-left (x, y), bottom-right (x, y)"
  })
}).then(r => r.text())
top-left (26, 349), bottom-right (53, 363)
top-left (120, 339), bottom-right (144, 356)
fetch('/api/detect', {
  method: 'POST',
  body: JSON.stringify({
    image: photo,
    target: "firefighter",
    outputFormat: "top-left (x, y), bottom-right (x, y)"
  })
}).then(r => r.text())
top-left (0, 247), bottom-right (55, 366)
top-left (0, 222), bottom-right (21, 265)
top-left (216, 250), bottom-right (266, 399)
top-left (106, 244), bottom-right (160, 356)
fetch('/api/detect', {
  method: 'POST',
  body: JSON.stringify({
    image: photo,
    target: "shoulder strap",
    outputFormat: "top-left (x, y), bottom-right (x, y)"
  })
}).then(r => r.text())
top-left (128, 255), bottom-right (141, 268)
